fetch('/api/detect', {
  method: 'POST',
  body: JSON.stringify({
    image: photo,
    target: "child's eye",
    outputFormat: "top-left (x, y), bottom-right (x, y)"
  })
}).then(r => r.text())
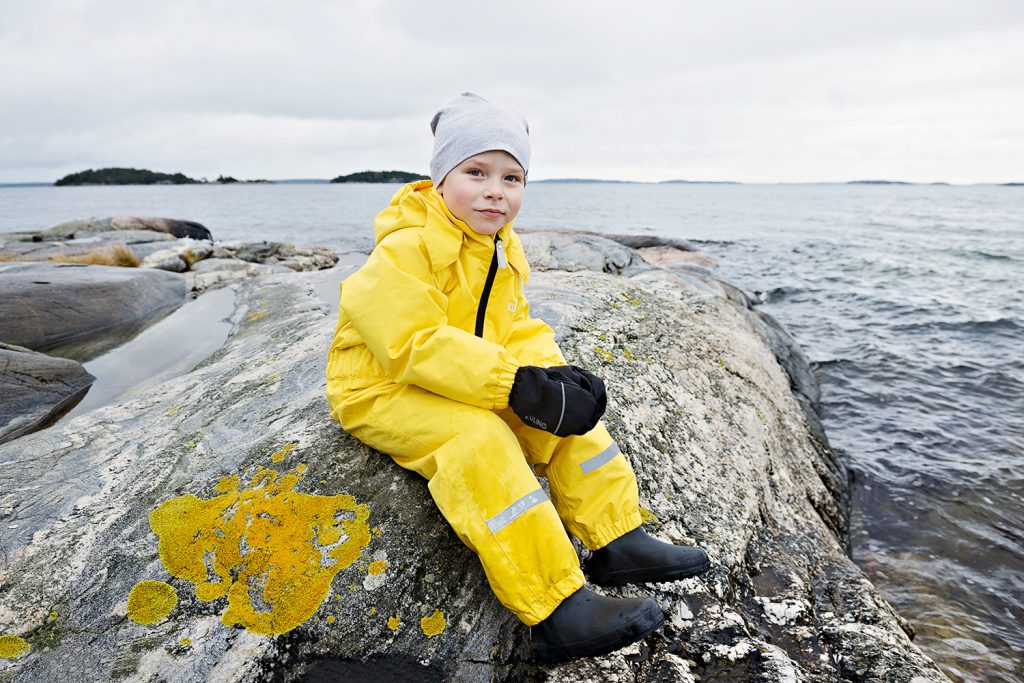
top-left (504, 175), bottom-right (523, 183)
top-left (467, 168), bottom-right (484, 177)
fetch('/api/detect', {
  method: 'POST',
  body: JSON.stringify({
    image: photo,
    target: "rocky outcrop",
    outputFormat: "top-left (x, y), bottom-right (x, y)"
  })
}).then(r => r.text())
top-left (138, 239), bottom-right (214, 273)
top-left (0, 343), bottom-right (95, 445)
top-left (186, 258), bottom-right (293, 293)
top-left (0, 235), bottom-right (947, 682)
top-left (0, 230), bottom-right (175, 262)
top-left (209, 241), bottom-right (339, 272)
top-left (0, 262), bottom-right (186, 362)
top-left (25, 216), bottom-right (211, 242)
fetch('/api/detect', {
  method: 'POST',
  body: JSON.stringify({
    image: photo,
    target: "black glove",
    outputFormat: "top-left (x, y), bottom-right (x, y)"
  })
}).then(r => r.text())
top-left (508, 365), bottom-right (606, 437)
top-left (543, 365), bottom-right (607, 418)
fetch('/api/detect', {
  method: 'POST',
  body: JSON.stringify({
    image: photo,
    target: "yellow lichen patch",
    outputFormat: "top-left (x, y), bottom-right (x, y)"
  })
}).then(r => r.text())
top-left (47, 610), bottom-right (58, 621)
top-left (619, 291), bottom-right (641, 305)
top-left (326, 615), bottom-right (336, 624)
top-left (368, 560), bottom-right (388, 576)
top-left (639, 507), bottom-right (659, 525)
top-left (165, 406), bottom-right (180, 416)
top-left (247, 310), bottom-right (269, 322)
top-left (148, 465), bottom-right (371, 636)
top-left (214, 475), bottom-right (240, 493)
top-left (368, 607), bottom-right (377, 615)
top-left (127, 580), bottom-right (178, 625)
top-left (271, 442), bottom-right (297, 463)
top-left (420, 610), bottom-right (446, 637)
top-left (594, 345), bottom-right (614, 362)
top-left (372, 526), bottom-right (382, 537)
top-left (387, 615), bottom-right (401, 631)
top-left (0, 635), bottom-right (30, 659)
top-left (180, 637), bottom-right (192, 647)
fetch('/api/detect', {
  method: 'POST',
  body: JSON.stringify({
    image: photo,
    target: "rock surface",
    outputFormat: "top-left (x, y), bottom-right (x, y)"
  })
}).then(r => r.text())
top-left (0, 230), bottom-right (176, 262)
top-left (138, 239), bottom-right (214, 273)
top-left (0, 234), bottom-right (948, 682)
top-left (0, 262), bottom-right (186, 361)
top-left (16, 216), bottom-right (212, 242)
top-left (0, 343), bottom-right (95, 445)
top-left (210, 240), bottom-right (339, 272)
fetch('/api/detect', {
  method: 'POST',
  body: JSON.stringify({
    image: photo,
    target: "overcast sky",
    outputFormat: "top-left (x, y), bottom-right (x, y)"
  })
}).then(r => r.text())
top-left (2, 1), bottom-right (1022, 183)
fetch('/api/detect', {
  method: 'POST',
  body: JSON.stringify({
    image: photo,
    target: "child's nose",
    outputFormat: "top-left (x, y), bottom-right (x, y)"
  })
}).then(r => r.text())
top-left (484, 180), bottom-right (504, 198)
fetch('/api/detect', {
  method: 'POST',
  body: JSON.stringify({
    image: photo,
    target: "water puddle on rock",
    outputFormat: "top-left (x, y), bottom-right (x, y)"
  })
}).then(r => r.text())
top-left (58, 286), bottom-right (236, 423)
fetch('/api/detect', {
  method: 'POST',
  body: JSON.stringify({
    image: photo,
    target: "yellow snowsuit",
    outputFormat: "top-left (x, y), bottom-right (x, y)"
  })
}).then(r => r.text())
top-left (326, 180), bottom-right (641, 625)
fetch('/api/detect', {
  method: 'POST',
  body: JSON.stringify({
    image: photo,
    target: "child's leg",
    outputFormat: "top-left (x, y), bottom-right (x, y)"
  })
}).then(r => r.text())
top-left (497, 408), bottom-right (643, 551)
top-left (333, 380), bottom-right (585, 625)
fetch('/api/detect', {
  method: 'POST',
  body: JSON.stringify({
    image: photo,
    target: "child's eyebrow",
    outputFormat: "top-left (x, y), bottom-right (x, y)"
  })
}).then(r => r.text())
top-left (465, 157), bottom-right (523, 175)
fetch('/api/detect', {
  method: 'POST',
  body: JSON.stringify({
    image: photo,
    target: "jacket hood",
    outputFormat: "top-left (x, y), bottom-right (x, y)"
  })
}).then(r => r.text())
top-left (373, 180), bottom-right (529, 278)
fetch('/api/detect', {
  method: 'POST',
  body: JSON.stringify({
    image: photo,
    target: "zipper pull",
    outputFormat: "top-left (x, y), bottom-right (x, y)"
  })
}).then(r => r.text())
top-left (496, 236), bottom-right (508, 270)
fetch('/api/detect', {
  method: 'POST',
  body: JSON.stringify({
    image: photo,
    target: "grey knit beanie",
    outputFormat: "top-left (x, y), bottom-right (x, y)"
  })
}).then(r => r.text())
top-left (429, 92), bottom-right (530, 187)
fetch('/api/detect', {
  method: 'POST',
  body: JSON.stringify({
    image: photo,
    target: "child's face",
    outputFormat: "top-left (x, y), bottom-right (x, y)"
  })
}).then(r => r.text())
top-left (437, 150), bottom-right (525, 235)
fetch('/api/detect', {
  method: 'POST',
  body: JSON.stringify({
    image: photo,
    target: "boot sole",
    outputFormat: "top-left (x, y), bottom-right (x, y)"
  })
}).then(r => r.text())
top-left (533, 600), bottom-right (665, 665)
top-left (585, 558), bottom-right (712, 588)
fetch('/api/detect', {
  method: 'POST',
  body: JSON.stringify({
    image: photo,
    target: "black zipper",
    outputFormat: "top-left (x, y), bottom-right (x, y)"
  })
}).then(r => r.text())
top-left (475, 235), bottom-right (502, 337)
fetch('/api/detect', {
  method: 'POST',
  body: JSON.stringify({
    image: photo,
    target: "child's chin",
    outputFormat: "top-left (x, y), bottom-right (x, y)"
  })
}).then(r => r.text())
top-left (468, 222), bottom-right (501, 235)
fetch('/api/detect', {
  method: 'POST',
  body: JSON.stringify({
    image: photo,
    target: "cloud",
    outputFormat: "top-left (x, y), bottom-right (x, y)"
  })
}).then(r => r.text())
top-left (1, 0), bottom-right (1022, 182)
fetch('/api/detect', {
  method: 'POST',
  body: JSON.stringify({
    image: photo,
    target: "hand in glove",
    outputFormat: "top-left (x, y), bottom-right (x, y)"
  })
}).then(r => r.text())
top-left (509, 365), bottom-right (606, 437)
top-left (542, 365), bottom-right (607, 414)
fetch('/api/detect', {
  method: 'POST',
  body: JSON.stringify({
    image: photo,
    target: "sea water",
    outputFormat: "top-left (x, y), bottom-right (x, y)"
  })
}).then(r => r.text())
top-left (2, 182), bottom-right (1021, 681)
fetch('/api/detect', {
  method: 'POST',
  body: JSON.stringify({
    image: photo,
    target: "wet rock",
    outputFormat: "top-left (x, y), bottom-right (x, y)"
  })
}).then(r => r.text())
top-left (0, 237), bottom-right (947, 681)
top-left (0, 230), bottom-right (175, 262)
top-left (186, 258), bottom-right (293, 293)
top-left (0, 343), bottom-right (95, 445)
top-left (0, 262), bottom-right (186, 361)
top-left (518, 231), bottom-right (653, 276)
top-left (210, 240), bottom-right (338, 272)
top-left (16, 216), bottom-right (212, 242)
top-left (139, 239), bottom-right (214, 272)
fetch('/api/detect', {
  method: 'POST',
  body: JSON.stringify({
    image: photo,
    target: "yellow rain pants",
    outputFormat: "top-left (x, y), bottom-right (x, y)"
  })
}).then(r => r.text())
top-left (327, 181), bottom-right (642, 624)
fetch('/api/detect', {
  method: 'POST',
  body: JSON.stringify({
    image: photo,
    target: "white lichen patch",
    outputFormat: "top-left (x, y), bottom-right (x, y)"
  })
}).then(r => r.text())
top-left (756, 597), bottom-right (808, 625)
top-left (668, 601), bottom-right (694, 630)
top-left (362, 573), bottom-right (387, 591)
top-left (706, 638), bottom-right (756, 663)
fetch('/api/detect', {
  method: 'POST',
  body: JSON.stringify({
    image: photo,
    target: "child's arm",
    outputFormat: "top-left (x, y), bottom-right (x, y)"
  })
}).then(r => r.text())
top-left (504, 306), bottom-right (567, 369)
top-left (341, 232), bottom-right (519, 410)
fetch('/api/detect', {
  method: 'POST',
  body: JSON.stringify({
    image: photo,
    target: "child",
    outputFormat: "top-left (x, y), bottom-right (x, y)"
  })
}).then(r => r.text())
top-left (326, 92), bottom-right (710, 662)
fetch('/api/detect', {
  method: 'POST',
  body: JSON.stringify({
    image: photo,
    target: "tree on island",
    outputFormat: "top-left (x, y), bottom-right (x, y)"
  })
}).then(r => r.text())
top-left (330, 170), bottom-right (428, 184)
top-left (55, 167), bottom-right (200, 186)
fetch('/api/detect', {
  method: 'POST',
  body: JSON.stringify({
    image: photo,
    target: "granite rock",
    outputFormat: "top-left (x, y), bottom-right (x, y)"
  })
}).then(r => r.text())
top-left (0, 343), bottom-right (95, 445)
top-left (0, 235), bottom-right (948, 682)
top-left (0, 262), bottom-right (186, 362)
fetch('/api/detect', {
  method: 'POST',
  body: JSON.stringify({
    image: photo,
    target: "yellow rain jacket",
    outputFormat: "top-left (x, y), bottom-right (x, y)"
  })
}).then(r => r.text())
top-left (327, 181), bottom-right (641, 625)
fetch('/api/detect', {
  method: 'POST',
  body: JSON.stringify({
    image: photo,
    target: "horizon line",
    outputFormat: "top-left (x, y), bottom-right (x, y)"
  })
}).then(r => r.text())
top-left (1, 177), bottom-right (1021, 187)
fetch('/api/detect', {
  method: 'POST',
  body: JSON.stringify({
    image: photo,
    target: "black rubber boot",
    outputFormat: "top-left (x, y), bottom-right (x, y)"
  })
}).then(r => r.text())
top-left (584, 527), bottom-right (711, 587)
top-left (531, 587), bottom-right (664, 664)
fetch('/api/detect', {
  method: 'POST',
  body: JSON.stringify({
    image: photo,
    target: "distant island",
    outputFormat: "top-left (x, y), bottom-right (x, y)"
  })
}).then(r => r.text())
top-left (54, 168), bottom-right (274, 186)
top-left (331, 170), bottom-right (428, 184)
top-left (213, 175), bottom-right (272, 184)
top-left (56, 167), bottom-right (200, 186)
top-left (846, 180), bottom-right (913, 185)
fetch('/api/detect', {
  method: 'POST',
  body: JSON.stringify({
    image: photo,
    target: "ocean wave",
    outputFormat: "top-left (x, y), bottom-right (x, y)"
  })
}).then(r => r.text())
top-left (891, 317), bottom-right (1022, 335)
top-left (962, 249), bottom-right (1015, 262)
